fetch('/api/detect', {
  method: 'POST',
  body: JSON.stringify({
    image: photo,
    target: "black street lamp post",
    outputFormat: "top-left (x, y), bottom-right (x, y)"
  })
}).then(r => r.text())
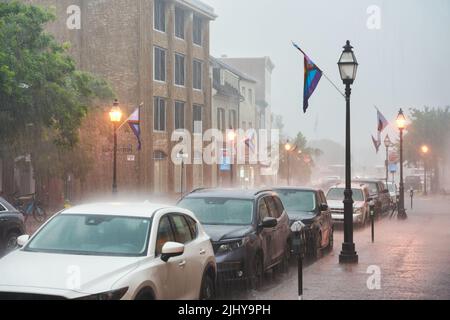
top-left (109, 100), bottom-right (122, 195)
top-left (338, 41), bottom-right (359, 264)
top-left (396, 109), bottom-right (408, 220)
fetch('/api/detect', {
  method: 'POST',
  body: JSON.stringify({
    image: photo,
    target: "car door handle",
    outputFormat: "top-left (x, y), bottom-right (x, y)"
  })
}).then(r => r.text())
top-left (199, 249), bottom-right (206, 255)
top-left (179, 260), bottom-right (187, 268)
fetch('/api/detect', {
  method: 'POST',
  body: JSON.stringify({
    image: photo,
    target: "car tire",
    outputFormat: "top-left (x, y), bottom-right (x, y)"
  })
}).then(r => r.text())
top-left (199, 273), bottom-right (215, 300)
top-left (135, 289), bottom-right (155, 300)
top-left (328, 229), bottom-right (334, 251)
top-left (280, 242), bottom-right (291, 274)
top-left (312, 232), bottom-right (323, 260)
top-left (249, 253), bottom-right (264, 290)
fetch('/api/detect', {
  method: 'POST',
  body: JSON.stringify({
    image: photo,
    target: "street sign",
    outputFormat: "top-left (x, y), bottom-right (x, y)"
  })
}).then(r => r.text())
top-left (389, 152), bottom-right (399, 163)
top-left (127, 155), bottom-right (136, 162)
top-left (389, 163), bottom-right (398, 173)
top-left (220, 156), bottom-right (231, 172)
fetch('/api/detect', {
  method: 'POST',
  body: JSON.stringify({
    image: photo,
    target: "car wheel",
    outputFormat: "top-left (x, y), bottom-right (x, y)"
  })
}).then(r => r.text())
top-left (312, 232), bottom-right (323, 260)
top-left (5, 231), bottom-right (20, 253)
top-left (135, 289), bottom-right (155, 300)
top-left (200, 273), bottom-right (215, 300)
top-left (249, 254), bottom-right (264, 290)
top-left (328, 229), bottom-right (334, 251)
top-left (280, 242), bottom-right (291, 273)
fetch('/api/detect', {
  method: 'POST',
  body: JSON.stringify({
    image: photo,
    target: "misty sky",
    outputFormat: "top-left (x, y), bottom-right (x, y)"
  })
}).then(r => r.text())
top-left (202, 0), bottom-right (450, 166)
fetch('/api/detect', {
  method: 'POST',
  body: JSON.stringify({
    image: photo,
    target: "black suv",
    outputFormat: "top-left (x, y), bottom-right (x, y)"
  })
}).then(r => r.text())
top-left (0, 197), bottom-right (25, 257)
top-left (178, 189), bottom-right (291, 288)
top-left (275, 188), bottom-right (333, 259)
top-left (353, 179), bottom-right (391, 216)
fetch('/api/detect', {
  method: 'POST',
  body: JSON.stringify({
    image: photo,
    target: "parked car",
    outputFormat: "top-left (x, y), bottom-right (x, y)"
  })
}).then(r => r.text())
top-left (0, 197), bottom-right (25, 257)
top-left (178, 188), bottom-right (291, 289)
top-left (275, 187), bottom-right (333, 259)
top-left (386, 182), bottom-right (399, 208)
top-left (405, 176), bottom-right (422, 192)
top-left (0, 202), bottom-right (216, 300)
top-left (326, 184), bottom-right (371, 226)
top-left (352, 179), bottom-right (391, 216)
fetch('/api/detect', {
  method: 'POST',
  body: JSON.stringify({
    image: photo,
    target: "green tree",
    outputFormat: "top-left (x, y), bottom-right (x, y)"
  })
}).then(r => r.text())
top-left (0, 2), bottom-right (114, 195)
top-left (402, 107), bottom-right (450, 193)
top-left (281, 132), bottom-right (322, 184)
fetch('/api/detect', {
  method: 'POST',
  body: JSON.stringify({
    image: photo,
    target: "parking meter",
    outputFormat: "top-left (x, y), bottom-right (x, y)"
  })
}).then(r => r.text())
top-left (410, 188), bottom-right (414, 209)
top-left (290, 220), bottom-right (306, 300)
top-left (369, 199), bottom-right (376, 243)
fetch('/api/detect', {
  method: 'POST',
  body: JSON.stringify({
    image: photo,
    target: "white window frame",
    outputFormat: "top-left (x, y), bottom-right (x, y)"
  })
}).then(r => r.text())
top-left (174, 7), bottom-right (185, 40)
top-left (193, 15), bottom-right (203, 47)
top-left (193, 59), bottom-right (203, 91)
top-left (174, 53), bottom-right (186, 87)
top-left (153, 0), bottom-right (166, 33)
top-left (174, 101), bottom-right (185, 130)
top-left (154, 97), bottom-right (166, 132)
top-left (154, 46), bottom-right (166, 83)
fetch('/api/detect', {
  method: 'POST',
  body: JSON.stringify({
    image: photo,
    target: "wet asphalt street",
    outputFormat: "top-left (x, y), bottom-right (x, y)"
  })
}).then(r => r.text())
top-left (222, 196), bottom-right (450, 300)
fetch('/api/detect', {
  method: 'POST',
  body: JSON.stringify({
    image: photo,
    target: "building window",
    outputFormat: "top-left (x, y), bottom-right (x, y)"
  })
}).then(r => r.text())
top-left (230, 110), bottom-right (237, 129)
top-left (248, 88), bottom-right (253, 104)
top-left (175, 101), bottom-right (185, 130)
top-left (193, 15), bottom-right (203, 46)
top-left (217, 108), bottom-right (225, 131)
top-left (154, 0), bottom-right (166, 32)
top-left (242, 121), bottom-right (247, 130)
top-left (193, 60), bottom-right (202, 90)
top-left (154, 97), bottom-right (166, 131)
top-left (241, 86), bottom-right (246, 98)
top-left (193, 105), bottom-right (203, 134)
top-left (154, 46), bottom-right (166, 82)
top-left (175, 53), bottom-right (185, 86)
top-left (174, 7), bottom-right (185, 39)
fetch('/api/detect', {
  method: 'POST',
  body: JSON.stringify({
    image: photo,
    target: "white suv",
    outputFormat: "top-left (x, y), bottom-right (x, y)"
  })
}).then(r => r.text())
top-left (326, 184), bottom-right (371, 226)
top-left (0, 202), bottom-right (216, 300)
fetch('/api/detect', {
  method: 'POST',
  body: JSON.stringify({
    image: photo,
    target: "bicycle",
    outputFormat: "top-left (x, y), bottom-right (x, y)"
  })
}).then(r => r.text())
top-left (10, 193), bottom-right (47, 224)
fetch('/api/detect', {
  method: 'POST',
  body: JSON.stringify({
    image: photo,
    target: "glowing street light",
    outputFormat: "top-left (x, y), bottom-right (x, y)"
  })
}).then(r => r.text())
top-left (110, 99), bottom-right (122, 195)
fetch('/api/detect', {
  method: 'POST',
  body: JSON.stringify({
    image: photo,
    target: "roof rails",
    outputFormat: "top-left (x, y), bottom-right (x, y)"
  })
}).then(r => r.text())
top-left (187, 187), bottom-right (208, 195)
top-left (254, 189), bottom-right (274, 196)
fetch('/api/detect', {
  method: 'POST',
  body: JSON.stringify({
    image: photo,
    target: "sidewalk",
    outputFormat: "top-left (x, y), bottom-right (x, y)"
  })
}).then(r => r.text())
top-left (250, 196), bottom-right (450, 300)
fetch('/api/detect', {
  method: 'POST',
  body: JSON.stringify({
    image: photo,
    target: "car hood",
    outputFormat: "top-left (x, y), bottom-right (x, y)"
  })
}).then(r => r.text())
top-left (286, 210), bottom-right (316, 222)
top-left (0, 250), bottom-right (141, 298)
top-left (328, 200), bottom-right (365, 209)
top-left (202, 225), bottom-right (253, 242)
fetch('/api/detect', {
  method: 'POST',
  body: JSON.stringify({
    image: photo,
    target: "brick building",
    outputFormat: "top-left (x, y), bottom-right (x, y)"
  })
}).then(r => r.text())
top-left (23, 0), bottom-right (217, 200)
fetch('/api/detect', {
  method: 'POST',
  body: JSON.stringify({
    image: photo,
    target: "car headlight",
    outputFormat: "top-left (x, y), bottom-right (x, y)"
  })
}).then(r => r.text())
top-left (76, 287), bottom-right (129, 300)
top-left (217, 237), bottom-right (249, 254)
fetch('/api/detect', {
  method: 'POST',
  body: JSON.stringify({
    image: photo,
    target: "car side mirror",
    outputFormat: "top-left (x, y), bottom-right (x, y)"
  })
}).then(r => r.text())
top-left (261, 217), bottom-right (278, 229)
top-left (161, 242), bottom-right (185, 263)
top-left (320, 204), bottom-right (329, 211)
top-left (17, 235), bottom-right (30, 248)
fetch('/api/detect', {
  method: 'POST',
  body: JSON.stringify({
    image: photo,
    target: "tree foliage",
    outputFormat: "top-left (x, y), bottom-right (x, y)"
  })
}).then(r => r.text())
top-left (403, 106), bottom-right (450, 191)
top-left (0, 2), bottom-right (114, 186)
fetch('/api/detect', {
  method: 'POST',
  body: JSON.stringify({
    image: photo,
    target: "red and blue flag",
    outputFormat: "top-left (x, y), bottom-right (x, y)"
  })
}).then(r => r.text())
top-left (293, 42), bottom-right (323, 113)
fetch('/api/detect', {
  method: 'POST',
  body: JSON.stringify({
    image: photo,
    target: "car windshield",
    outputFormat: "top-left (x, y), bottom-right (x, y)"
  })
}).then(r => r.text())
top-left (358, 182), bottom-right (378, 195)
top-left (178, 198), bottom-right (253, 225)
top-left (25, 214), bottom-right (152, 257)
top-left (276, 190), bottom-right (316, 213)
top-left (327, 188), bottom-right (365, 202)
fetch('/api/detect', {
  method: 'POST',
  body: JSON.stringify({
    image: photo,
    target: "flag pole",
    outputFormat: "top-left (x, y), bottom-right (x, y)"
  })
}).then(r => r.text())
top-left (292, 41), bottom-right (345, 98)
